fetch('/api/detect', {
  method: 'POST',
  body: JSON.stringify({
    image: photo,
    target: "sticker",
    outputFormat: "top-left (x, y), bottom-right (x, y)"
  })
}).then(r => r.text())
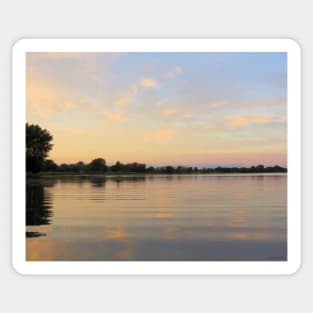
top-left (12, 39), bottom-right (301, 275)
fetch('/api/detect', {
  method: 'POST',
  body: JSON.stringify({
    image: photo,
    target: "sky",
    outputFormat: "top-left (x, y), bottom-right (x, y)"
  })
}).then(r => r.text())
top-left (26, 52), bottom-right (287, 167)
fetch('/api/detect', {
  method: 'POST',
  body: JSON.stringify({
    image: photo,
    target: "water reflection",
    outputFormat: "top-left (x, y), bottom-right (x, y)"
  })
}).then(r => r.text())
top-left (90, 177), bottom-right (106, 188)
top-left (26, 180), bottom-right (55, 237)
top-left (26, 174), bottom-right (287, 261)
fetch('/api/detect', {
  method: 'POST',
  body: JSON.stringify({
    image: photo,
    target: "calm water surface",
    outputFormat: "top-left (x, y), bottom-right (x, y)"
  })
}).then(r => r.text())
top-left (26, 174), bottom-right (287, 261)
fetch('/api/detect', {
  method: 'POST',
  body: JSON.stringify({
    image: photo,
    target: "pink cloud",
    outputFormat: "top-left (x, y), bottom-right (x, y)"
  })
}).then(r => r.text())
top-left (114, 79), bottom-right (157, 106)
top-left (27, 80), bottom-right (77, 118)
top-left (140, 79), bottom-right (158, 88)
top-left (103, 111), bottom-right (131, 122)
top-left (144, 129), bottom-right (177, 141)
top-left (114, 85), bottom-right (139, 106)
top-left (225, 115), bottom-right (281, 127)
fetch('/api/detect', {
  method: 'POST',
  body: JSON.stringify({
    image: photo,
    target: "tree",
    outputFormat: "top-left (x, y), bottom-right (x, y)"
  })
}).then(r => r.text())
top-left (26, 124), bottom-right (53, 173)
top-left (111, 161), bottom-right (123, 172)
top-left (75, 161), bottom-right (86, 173)
top-left (165, 166), bottom-right (175, 174)
top-left (42, 159), bottom-right (58, 172)
top-left (256, 164), bottom-right (265, 173)
top-left (58, 163), bottom-right (70, 172)
top-left (88, 158), bottom-right (108, 173)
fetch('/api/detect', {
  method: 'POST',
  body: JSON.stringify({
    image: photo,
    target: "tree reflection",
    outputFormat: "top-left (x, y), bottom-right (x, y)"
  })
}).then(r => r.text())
top-left (110, 176), bottom-right (146, 183)
top-left (90, 177), bottom-right (106, 188)
top-left (26, 180), bottom-right (54, 238)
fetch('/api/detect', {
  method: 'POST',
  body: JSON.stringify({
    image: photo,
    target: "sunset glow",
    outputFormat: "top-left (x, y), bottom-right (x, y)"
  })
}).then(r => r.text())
top-left (26, 52), bottom-right (287, 167)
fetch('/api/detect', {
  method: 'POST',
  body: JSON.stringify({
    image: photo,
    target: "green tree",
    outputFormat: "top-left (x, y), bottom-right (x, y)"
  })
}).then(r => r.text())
top-left (26, 124), bottom-right (53, 173)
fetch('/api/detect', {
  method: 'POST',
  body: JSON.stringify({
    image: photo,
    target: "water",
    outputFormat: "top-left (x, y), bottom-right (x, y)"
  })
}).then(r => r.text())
top-left (26, 174), bottom-right (287, 261)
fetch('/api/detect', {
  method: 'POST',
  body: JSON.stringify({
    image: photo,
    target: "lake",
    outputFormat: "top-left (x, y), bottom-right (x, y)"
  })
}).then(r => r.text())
top-left (26, 174), bottom-right (287, 261)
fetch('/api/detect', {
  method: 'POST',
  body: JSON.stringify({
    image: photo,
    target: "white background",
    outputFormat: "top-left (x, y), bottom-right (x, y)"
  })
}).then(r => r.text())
top-left (1, 1), bottom-right (311, 312)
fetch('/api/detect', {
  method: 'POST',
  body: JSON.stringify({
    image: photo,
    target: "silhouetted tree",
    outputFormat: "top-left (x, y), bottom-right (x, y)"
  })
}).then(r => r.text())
top-left (26, 124), bottom-right (53, 173)
top-left (42, 159), bottom-right (58, 172)
top-left (147, 166), bottom-right (155, 173)
top-left (88, 158), bottom-right (108, 173)
top-left (256, 165), bottom-right (265, 173)
top-left (165, 166), bottom-right (175, 174)
top-left (75, 161), bottom-right (86, 173)
top-left (111, 161), bottom-right (123, 172)
top-left (58, 163), bottom-right (71, 172)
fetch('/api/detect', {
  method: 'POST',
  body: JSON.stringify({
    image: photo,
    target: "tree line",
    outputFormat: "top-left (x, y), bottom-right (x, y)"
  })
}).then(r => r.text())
top-left (26, 123), bottom-right (287, 174)
top-left (41, 159), bottom-right (287, 174)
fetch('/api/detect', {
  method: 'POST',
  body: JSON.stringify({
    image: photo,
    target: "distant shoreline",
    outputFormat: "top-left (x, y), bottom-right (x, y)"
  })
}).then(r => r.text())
top-left (27, 171), bottom-right (287, 179)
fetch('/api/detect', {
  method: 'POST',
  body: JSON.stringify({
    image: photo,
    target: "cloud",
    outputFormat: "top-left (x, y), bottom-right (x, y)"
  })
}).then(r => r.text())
top-left (163, 66), bottom-right (183, 80)
top-left (154, 99), bottom-right (168, 107)
top-left (114, 85), bottom-right (139, 106)
top-left (27, 80), bottom-right (77, 118)
top-left (251, 100), bottom-right (286, 108)
top-left (226, 100), bottom-right (286, 111)
top-left (144, 129), bottom-right (177, 141)
top-left (114, 79), bottom-right (157, 106)
top-left (140, 79), bottom-right (158, 88)
top-left (207, 100), bottom-right (226, 109)
top-left (200, 100), bottom-right (286, 114)
top-left (62, 101), bottom-right (77, 111)
top-left (56, 125), bottom-right (85, 134)
top-left (182, 113), bottom-right (193, 119)
top-left (162, 108), bottom-right (177, 117)
top-left (202, 124), bottom-right (217, 130)
top-left (103, 111), bottom-right (131, 122)
top-left (225, 115), bottom-right (283, 127)
top-left (189, 113), bottom-right (286, 135)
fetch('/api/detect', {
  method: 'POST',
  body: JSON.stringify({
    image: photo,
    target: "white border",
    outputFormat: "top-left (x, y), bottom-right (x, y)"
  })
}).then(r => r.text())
top-left (12, 39), bottom-right (301, 275)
